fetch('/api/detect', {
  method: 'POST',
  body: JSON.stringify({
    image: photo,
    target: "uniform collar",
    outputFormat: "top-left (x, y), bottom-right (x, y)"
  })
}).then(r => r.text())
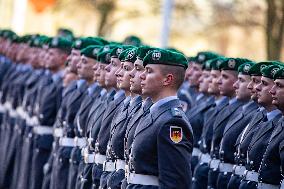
top-left (114, 89), bottom-right (125, 100)
top-left (267, 109), bottom-right (282, 121)
top-left (52, 70), bottom-right (64, 82)
top-left (242, 100), bottom-right (255, 111)
top-left (229, 97), bottom-right (238, 105)
top-left (196, 93), bottom-right (205, 101)
top-left (76, 79), bottom-right (86, 89)
top-left (87, 82), bottom-right (99, 95)
top-left (150, 96), bottom-right (178, 113)
top-left (215, 96), bottom-right (227, 106)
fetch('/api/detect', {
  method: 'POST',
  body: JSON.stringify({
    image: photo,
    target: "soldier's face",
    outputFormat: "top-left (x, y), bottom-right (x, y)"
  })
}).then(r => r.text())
top-left (77, 55), bottom-right (94, 81)
top-left (187, 63), bottom-right (202, 87)
top-left (92, 61), bottom-right (100, 82)
top-left (199, 70), bottom-right (211, 93)
top-left (129, 60), bottom-right (144, 95)
top-left (66, 49), bottom-right (81, 73)
top-left (247, 76), bottom-right (261, 101)
top-left (270, 79), bottom-right (284, 110)
top-left (46, 48), bottom-right (66, 70)
top-left (96, 63), bottom-right (107, 87)
top-left (233, 74), bottom-right (251, 101)
top-left (105, 58), bottom-right (121, 88)
top-left (115, 61), bottom-right (134, 91)
top-left (208, 70), bottom-right (221, 95)
top-left (218, 70), bottom-right (237, 97)
top-left (140, 64), bottom-right (165, 100)
top-left (255, 77), bottom-right (274, 106)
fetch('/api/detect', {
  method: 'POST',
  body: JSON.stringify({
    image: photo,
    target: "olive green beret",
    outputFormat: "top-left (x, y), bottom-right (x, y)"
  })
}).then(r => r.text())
top-left (203, 57), bottom-right (226, 70)
top-left (238, 61), bottom-right (256, 75)
top-left (49, 37), bottom-right (72, 53)
top-left (72, 37), bottom-right (104, 50)
top-left (118, 49), bottom-right (130, 62)
top-left (166, 47), bottom-right (183, 54)
top-left (261, 65), bottom-right (283, 79)
top-left (273, 68), bottom-right (284, 80)
top-left (136, 46), bottom-right (155, 60)
top-left (97, 50), bottom-right (112, 64)
top-left (1, 30), bottom-right (16, 40)
top-left (195, 51), bottom-right (221, 64)
top-left (81, 45), bottom-right (103, 60)
top-left (143, 48), bottom-right (188, 69)
top-left (248, 61), bottom-right (275, 76)
top-left (218, 58), bottom-right (251, 71)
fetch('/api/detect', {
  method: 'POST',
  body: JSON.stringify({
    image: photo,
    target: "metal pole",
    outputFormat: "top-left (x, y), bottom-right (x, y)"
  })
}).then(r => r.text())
top-left (11, 0), bottom-right (27, 34)
top-left (160, 0), bottom-right (174, 48)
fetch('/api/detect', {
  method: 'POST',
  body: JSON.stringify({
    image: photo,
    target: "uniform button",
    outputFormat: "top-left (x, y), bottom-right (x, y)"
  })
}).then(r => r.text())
top-left (250, 161), bottom-right (253, 165)
top-left (36, 149), bottom-right (39, 153)
top-left (59, 158), bottom-right (63, 162)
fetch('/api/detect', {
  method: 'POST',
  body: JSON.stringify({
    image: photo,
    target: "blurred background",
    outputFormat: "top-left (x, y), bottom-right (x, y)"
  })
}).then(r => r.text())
top-left (0, 0), bottom-right (283, 61)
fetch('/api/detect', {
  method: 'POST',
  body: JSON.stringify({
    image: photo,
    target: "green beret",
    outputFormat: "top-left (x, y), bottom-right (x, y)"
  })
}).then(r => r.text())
top-left (143, 48), bottom-right (188, 69)
top-left (261, 65), bottom-right (283, 79)
top-left (123, 35), bottom-right (142, 46)
top-left (136, 46), bottom-right (154, 60)
top-left (166, 47), bottom-right (183, 54)
top-left (81, 45), bottom-right (102, 60)
top-left (1, 30), bottom-right (16, 40)
top-left (72, 37), bottom-right (103, 50)
top-left (123, 47), bottom-right (138, 63)
top-left (219, 58), bottom-right (251, 71)
top-left (49, 37), bottom-right (72, 53)
top-left (248, 61), bottom-right (276, 76)
top-left (238, 61), bottom-right (256, 75)
top-left (273, 68), bottom-right (284, 80)
top-left (118, 49), bottom-right (130, 62)
top-left (196, 51), bottom-right (221, 64)
top-left (203, 57), bottom-right (226, 70)
top-left (97, 50), bottom-right (112, 64)
top-left (187, 56), bottom-right (197, 64)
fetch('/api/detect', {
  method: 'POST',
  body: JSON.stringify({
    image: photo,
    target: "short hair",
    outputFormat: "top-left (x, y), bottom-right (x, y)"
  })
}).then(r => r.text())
top-left (159, 64), bottom-right (185, 90)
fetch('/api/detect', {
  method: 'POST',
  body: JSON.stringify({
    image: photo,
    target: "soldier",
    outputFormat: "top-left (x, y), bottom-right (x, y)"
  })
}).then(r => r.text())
top-left (239, 63), bottom-right (283, 189)
top-left (216, 61), bottom-right (259, 188)
top-left (121, 46), bottom-right (154, 189)
top-left (227, 62), bottom-right (273, 189)
top-left (192, 57), bottom-right (229, 189)
top-left (127, 48), bottom-right (193, 189)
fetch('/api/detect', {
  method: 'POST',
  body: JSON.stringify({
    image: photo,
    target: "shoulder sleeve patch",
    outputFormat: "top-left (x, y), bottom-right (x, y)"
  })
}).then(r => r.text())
top-left (170, 126), bottom-right (183, 143)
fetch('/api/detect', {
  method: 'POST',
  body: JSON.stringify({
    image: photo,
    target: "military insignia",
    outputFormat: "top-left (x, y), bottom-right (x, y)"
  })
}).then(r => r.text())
top-left (52, 38), bottom-right (59, 46)
top-left (170, 126), bottom-right (183, 143)
top-left (152, 51), bottom-right (161, 61)
top-left (198, 54), bottom-right (206, 62)
top-left (271, 68), bottom-right (279, 76)
top-left (103, 46), bottom-right (110, 52)
top-left (260, 65), bottom-right (267, 70)
top-left (92, 48), bottom-right (100, 56)
top-left (75, 40), bottom-right (82, 48)
top-left (116, 48), bottom-right (123, 56)
top-left (34, 39), bottom-right (40, 46)
top-left (106, 53), bottom-right (111, 62)
top-left (243, 64), bottom-right (251, 73)
top-left (127, 50), bottom-right (135, 59)
top-left (228, 59), bottom-right (236, 69)
top-left (205, 61), bottom-right (211, 69)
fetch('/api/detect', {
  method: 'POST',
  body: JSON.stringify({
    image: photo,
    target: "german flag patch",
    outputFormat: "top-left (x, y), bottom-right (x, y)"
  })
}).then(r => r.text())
top-left (170, 126), bottom-right (183, 143)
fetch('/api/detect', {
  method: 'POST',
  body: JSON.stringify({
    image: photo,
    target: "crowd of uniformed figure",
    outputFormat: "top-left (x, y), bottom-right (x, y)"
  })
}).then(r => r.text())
top-left (0, 28), bottom-right (284, 189)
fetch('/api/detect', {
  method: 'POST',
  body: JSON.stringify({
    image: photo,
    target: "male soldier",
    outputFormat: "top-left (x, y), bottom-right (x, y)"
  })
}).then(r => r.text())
top-left (121, 46), bottom-right (154, 189)
top-left (227, 62), bottom-right (273, 189)
top-left (207, 58), bottom-right (249, 189)
top-left (127, 49), bottom-right (193, 189)
top-left (186, 59), bottom-right (216, 173)
top-left (67, 44), bottom-right (104, 189)
top-left (272, 68), bottom-right (284, 188)
top-left (192, 57), bottom-right (229, 189)
top-left (253, 64), bottom-right (284, 188)
top-left (216, 61), bottom-right (259, 188)
top-left (28, 37), bottom-right (72, 189)
top-left (239, 63), bottom-right (283, 189)
top-left (104, 47), bottom-right (144, 189)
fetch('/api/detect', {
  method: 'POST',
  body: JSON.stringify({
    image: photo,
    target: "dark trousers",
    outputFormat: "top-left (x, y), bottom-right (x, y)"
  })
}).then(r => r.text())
top-left (239, 180), bottom-right (257, 189)
top-left (91, 163), bottom-right (103, 189)
top-left (216, 172), bottom-right (232, 189)
top-left (227, 174), bottom-right (242, 189)
top-left (208, 168), bottom-right (219, 189)
top-left (99, 171), bottom-right (112, 189)
top-left (107, 169), bottom-right (125, 189)
top-left (80, 164), bottom-right (93, 189)
top-left (67, 147), bottom-right (81, 189)
top-left (191, 155), bottom-right (199, 174)
top-left (192, 163), bottom-right (210, 189)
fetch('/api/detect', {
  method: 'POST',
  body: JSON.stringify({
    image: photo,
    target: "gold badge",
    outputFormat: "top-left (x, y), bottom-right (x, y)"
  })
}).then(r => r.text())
top-left (170, 126), bottom-right (183, 143)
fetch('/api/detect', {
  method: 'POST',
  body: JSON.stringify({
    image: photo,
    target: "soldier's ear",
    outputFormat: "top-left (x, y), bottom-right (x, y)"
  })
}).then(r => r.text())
top-left (163, 73), bottom-right (174, 86)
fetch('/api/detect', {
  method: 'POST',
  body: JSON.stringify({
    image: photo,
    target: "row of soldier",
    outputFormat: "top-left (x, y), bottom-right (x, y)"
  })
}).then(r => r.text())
top-left (0, 28), bottom-right (284, 189)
